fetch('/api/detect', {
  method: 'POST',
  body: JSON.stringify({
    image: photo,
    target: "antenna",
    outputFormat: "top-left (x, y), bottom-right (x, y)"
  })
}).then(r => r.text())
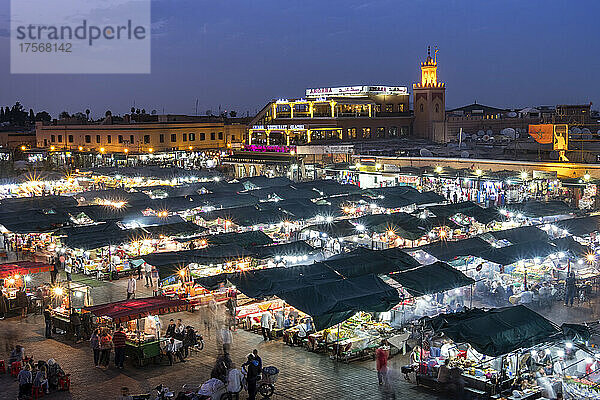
top-left (434, 47), bottom-right (438, 63)
top-left (427, 45), bottom-right (431, 57)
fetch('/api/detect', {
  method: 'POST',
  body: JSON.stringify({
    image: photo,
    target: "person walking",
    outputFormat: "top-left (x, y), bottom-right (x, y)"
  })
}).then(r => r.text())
top-left (136, 262), bottom-right (143, 280)
top-left (126, 276), bottom-right (136, 300)
top-left (260, 310), bottom-right (272, 341)
top-left (90, 328), bottom-right (101, 367)
top-left (112, 325), bottom-right (127, 369)
top-left (43, 306), bottom-right (52, 338)
top-left (376, 340), bottom-right (390, 385)
top-left (565, 272), bottom-right (576, 306)
top-left (99, 330), bottom-right (113, 369)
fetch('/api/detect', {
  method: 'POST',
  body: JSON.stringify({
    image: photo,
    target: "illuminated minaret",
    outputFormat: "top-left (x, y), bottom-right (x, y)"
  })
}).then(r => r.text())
top-left (413, 46), bottom-right (446, 142)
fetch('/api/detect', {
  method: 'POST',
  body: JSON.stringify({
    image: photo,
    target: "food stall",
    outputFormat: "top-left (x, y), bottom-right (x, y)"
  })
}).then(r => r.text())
top-left (49, 281), bottom-right (93, 336)
top-left (0, 261), bottom-right (54, 315)
top-left (83, 296), bottom-right (190, 366)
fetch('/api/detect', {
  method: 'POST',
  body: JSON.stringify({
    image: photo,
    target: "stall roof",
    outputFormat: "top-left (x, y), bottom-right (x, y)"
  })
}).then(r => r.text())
top-left (237, 176), bottom-right (292, 190)
top-left (479, 241), bottom-right (559, 266)
top-left (504, 201), bottom-right (576, 218)
top-left (426, 201), bottom-right (502, 225)
top-left (488, 226), bottom-right (548, 244)
top-left (278, 274), bottom-right (401, 331)
top-left (301, 219), bottom-right (359, 238)
top-left (139, 244), bottom-right (254, 272)
top-left (0, 261), bottom-right (53, 279)
top-left (204, 230), bottom-right (273, 248)
top-left (291, 180), bottom-right (361, 197)
top-left (277, 199), bottom-right (341, 220)
top-left (84, 166), bottom-right (222, 180)
top-left (66, 204), bottom-right (145, 222)
top-left (60, 222), bottom-right (146, 250)
top-left (141, 221), bottom-right (206, 237)
top-left (197, 192), bottom-right (259, 209)
top-left (322, 247), bottom-right (419, 276)
top-left (83, 296), bottom-right (189, 324)
top-left (423, 306), bottom-right (560, 357)
top-left (0, 209), bottom-right (72, 233)
top-left (389, 262), bottom-right (474, 297)
top-left (0, 195), bottom-right (77, 212)
top-left (419, 237), bottom-right (492, 261)
top-left (554, 215), bottom-right (600, 237)
top-left (73, 189), bottom-right (150, 205)
top-left (200, 205), bottom-right (289, 227)
top-left (253, 241), bottom-right (315, 259)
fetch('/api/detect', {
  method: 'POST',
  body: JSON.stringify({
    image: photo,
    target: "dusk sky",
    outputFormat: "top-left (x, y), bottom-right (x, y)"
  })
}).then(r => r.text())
top-left (1, 0), bottom-right (599, 118)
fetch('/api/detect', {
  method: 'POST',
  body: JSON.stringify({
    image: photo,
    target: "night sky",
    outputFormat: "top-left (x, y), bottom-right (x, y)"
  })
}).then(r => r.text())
top-left (1, 0), bottom-right (599, 118)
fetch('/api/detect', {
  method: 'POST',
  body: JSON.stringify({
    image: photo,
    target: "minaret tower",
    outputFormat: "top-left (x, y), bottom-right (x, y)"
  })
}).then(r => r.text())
top-left (413, 46), bottom-right (447, 142)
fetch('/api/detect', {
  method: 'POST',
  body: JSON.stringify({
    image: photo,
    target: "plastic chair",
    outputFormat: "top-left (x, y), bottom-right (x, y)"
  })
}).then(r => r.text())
top-left (31, 386), bottom-right (45, 399)
top-left (58, 374), bottom-right (70, 391)
top-left (10, 361), bottom-right (22, 377)
top-left (0, 360), bottom-right (5, 374)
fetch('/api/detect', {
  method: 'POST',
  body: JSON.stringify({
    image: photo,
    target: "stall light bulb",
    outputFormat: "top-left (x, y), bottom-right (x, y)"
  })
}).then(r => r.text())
top-left (14, 274), bottom-right (20, 279)
top-left (566, 342), bottom-right (573, 349)
top-left (558, 252), bottom-right (565, 258)
top-left (586, 358), bottom-right (593, 364)
top-left (545, 349), bottom-right (551, 355)
top-left (326, 216), bottom-right (333, 223)
top-left (578, 259), bottom-right (584, 265)
top-left (24, 276), bottom-right (31, 282)
top-left (356, 224), bottom-right (365, 232)
top-left (557, 350), bottom-right (565, 357)
top-left (75, 291), bottom-right (83, 298)
top-left (530, 350), bottom-right (537, 357)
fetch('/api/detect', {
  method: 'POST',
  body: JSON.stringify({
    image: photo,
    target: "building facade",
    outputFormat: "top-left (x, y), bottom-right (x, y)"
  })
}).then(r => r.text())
top-left (35, 116), bottom-right (247, 154)
top-left (413, 47), bottom-right (446, 142)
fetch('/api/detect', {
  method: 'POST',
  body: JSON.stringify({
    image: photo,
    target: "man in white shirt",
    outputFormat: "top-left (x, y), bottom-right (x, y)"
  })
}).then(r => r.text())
top-left (227, 366), bottom-right (243, 399)
top-left (165, 338), bottom-right (185, 365)
top-left (261, 311), bottom-right (272, 341)
top-left (144, 262), bottom-right (152, 287)
top-left (127, 276), bottom-right (136, 299)
top-left (64, 262), bottom-right (72, 282)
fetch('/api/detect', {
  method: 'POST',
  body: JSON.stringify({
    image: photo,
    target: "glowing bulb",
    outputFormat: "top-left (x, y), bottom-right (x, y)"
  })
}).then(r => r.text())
top-left (475, 169), bottom-right (483, 176)
top-left (179, 270), bottom-right (186, 277)
top-left (78, 146), bottom-right (83, 151)
top-left (356, 224), bottom-right (365, 232)
top-left (53, 287), bottom-right (64, 296)
top-left (24, 276), bottom-right (31, 282)
top-left (50, 146), bottom-right (55, 151)
top-left (124, 148), bottom-right (129, 153)
top-left (566, 342), bottom-right (573, 349)
top-left (435, 166), bottom-right (443, 173)
top-left (100, 147), bottom-right (105, 153)
top-left (148, 148), bottom-right (154, 153)
top-left (20, 145), bottom-right (26, 151)
top-left (520, 171), bottom-right (528, 180)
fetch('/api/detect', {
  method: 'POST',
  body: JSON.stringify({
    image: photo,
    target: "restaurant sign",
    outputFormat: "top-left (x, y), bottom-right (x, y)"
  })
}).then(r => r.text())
top-left (305, 85), bottom-right (408, 98)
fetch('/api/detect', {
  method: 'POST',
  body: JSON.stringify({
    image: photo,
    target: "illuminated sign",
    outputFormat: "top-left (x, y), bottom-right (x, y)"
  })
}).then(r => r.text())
top-left (251, 125), bottom-right (306, 130)
top-left (305, 85), bottom-right (408, 98)
top-left (243, 145), bottom-right (296, 153)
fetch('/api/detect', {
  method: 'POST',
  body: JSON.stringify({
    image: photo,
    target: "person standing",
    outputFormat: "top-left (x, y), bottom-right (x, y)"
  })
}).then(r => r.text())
top-left (126, 276), bottom-right (136, 300)
top-left (33, 361), bottom-right (49, 394)
top-left (252, 349), bottom-right (262, 370)
top-left (144, 262), bottom-right (152, 287)
top-left (243, 354), bottom-right (261, 400)
top-left (90, 328), bottom-right (101, 367)
top-left (565, 272), bottom-right (576, 306)
top-left (165, 337), bottom-right (185, 365)
top-left (376, 340), bottom-right (390, 385)
top-left (227, 363), bottom-right (244, 400)
top-left (71, 309), bottom-right (82, 343)
top-left (43, 306), bottom-right (52, 338)
top-left (260, 310), bottom-right (272, 341)
top-left (112, 325), bottom-right (127, 369)
top-left (99, 330), bottom-right (113, 369)
top-left (166, 319), bottom-right (176, 338)
top-left (136, 262), bottom-right (143, 280)
top-left (64, 259), bottom-right (72, 282)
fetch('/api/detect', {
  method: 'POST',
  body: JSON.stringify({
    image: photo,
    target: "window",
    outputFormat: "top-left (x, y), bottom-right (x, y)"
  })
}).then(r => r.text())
top-left (144, 135), bottom-right (150, 144)
top-left (182, 133), bottom-right (187, 142)
top-left (96, 135), bottom-right (100, 143)
top-left (68, 135), bottom-right (74, 143)
top-left (107, 135), bottom-right (112, 143)
top-left (44, 139), bottom-right (47, 147)
top-left (130, 135), bottom-right (134, 144)
top-left (200, 133), bottom-right (206, 141)
top-left (375, 104), bottom-right (382, 113)
top-left (362, 128), bottom-right (371, 138)
top-left (58, 135), bottom-right (63, 143)
top-left (159, 134), bottom-right (164, 143)
top-left (348, 128), bottom-right (357, 139)
top-left (118, 135), bottom-right (123, 143)
top-left (399, 104), bottom-right (405, 112)
top-left (435, 104), bottom-right (440, 113)
top-left (376, 127), bottom-right (385, 138)
top-left (420, 104), bottom-right (424, 112)
top-left (211, 132), bottom-right (215, 140)
top-left (189, 133), bottom-right (196, 141)
top-left (85, 135), bottom-right (91, 143)
top-left (388, 127), bottom-right (398, 137)
top-left (218, 132), bottom-right (223, 140)
top-left (51, 135), bottom-right (55, 142)
top-left (231, 135), bottom-right (236, 141)
top-left (170, 134), bottom-right (176, 142)
top-left (385, 104), bottom-right (394, 113)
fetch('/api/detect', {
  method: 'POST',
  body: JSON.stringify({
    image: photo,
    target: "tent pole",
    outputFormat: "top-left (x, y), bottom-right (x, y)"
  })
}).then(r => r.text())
top-left (470, 284), bottom-right (473, 308)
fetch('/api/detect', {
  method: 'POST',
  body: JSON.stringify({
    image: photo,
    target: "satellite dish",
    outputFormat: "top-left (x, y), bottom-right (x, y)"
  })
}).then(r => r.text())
top-left (420, 148), bottom-right (433, 157)
top-left (477, 130), bottom-right (485, 136)
top-left (507, 111), bottom-right (517, 118)
top-left (571, 127), bottom-right (582, 134)
top-left (486, 129), bottom-right (493, 136)
top-left (460, 150), bottom-right (470, 158)
top-left (483, 135), bottom-right (490, 141)
top-left (447, 143), bottom-right (457, 149)
top-left (501, 128), bottom-right (516, 139)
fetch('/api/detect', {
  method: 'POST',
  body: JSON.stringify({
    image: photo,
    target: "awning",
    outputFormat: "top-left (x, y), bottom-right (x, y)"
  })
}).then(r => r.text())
top-left (204, 230), bottom-right (273, 248)
top-left (0, 261), bottom-right (54, 279)
top-left (83, 296), bottom-right (189, 324)
top-left (423, 306), bottom-right (560, 357)
top-left (277, 274), bottom-right (401, 331)
top-left (554, 216), bottom-right (600, 237)
top-left (253, 241), bottom-right (315, 259)
top-left (419, 237), bottom-right (492, 261)
top-left (504, 201), bottom-right (575, 218)
top-left (427, 201), bottom-right (502, 225)
top-left (388, 262), bottom-right (474, 297)
top-left (488, 226), bottom-right (548, 244)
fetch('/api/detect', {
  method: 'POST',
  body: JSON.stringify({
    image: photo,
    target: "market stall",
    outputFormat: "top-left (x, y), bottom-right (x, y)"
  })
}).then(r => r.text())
top-left (0, 261), bottom-right (54, 315)
top-left (83, 296), bottom-right (190, 366)
top-left (49, 281), bottom-right (93, 337)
